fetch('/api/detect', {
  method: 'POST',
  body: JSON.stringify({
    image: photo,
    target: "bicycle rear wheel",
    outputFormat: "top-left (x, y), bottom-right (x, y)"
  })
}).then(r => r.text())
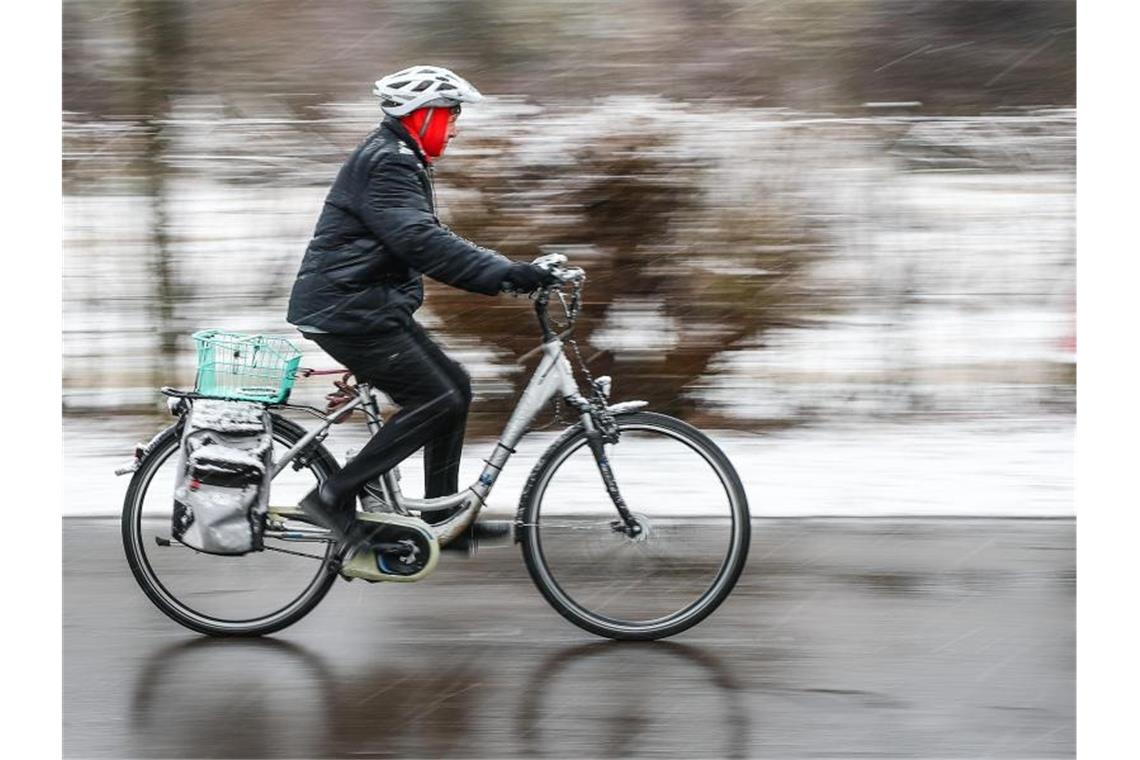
top-left (121, 413), bottom-right (341, 636)
top-left (518, 411), bottom-right (750, 640)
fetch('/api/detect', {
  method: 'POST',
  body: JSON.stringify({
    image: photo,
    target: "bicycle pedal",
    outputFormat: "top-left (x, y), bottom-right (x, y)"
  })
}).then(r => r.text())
top-left (472, 519), bottom-right (514, 548)
top-left (438, 520), bottom-right (514, 555)
top-left (440, 534), bottom-right (477, 556)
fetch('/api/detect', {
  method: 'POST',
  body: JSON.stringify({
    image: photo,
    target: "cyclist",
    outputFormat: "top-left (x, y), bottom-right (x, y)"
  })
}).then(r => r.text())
top-left (286, 65), bottom-right (556, 546)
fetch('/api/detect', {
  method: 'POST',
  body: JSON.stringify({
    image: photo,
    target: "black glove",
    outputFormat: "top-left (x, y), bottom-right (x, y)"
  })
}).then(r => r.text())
top-left (501, 262), bottom-right (559, 294)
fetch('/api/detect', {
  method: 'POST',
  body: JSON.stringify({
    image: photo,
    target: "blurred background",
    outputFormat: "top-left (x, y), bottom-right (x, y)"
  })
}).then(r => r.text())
top-left (63, 0), bottom-right (1075, 516)
top-left (63, 5), bottom-right (1077, 756)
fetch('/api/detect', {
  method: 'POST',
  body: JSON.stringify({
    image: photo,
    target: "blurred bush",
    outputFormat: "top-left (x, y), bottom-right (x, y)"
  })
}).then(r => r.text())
top-left (430, 115), bottom-right (826, 427)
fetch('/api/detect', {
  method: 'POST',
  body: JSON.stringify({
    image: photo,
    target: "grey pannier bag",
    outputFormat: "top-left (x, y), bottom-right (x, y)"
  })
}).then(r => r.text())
top-left (171, 399), bottom-right (273, 555)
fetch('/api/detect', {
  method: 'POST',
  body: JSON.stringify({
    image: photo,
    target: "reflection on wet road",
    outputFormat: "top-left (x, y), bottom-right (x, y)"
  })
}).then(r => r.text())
top-left (65, 518), bottom-right (1074, 758)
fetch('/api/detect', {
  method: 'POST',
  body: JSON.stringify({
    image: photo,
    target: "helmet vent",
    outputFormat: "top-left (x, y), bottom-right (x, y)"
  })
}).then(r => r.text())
top-left (373, 65), bottom-right (483, 116)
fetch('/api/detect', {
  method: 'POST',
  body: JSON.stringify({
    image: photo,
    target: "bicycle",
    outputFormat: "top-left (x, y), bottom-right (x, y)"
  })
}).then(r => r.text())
top-left (119, 254), bottom-right (751, 640)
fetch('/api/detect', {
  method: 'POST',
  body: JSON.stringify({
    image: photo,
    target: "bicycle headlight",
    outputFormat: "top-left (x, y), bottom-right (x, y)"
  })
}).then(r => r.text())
top-left (593, 375), bottom-right (612, 399)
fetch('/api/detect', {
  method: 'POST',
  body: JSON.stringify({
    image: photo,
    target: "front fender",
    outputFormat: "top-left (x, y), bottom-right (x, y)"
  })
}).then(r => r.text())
top-left (606, 400), bottom-right (648, 415)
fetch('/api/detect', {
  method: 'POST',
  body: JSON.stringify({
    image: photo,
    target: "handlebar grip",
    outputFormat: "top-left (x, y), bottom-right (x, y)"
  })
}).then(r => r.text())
top-left (515, 253), bottom-right (585, 291)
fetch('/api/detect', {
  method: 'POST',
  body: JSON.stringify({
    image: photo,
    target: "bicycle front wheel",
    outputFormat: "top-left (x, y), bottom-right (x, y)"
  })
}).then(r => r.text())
top-left (121, 413), bottom-right (341, 636)
top-left (518, 411), bottom-right (750, 640)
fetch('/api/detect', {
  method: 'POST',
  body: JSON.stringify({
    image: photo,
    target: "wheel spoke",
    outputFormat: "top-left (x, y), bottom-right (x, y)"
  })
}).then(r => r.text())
top-left (519, 412), bottom-right (750, 640)
top-left (122, 416), bottom-right (341, 635)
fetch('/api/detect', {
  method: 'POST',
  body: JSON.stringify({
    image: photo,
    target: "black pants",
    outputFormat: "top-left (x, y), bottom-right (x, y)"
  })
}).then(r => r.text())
top-left (306, 322), bottom-right (471, 505)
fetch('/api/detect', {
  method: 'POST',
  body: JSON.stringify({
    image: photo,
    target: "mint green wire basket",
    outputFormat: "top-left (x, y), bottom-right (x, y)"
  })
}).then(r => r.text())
top-left (192, 329), bottom-right (302, 403)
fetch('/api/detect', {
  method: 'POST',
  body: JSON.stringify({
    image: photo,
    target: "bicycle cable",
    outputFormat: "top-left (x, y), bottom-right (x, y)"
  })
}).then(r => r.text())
top-left (262, 544), bottom-right (331, 562)
top-left (531, 279), bottom-right (620, 441)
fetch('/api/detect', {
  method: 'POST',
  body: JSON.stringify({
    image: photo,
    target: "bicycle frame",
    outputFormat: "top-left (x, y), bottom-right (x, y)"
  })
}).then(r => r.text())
top-left (125, 257), bottom-right (749, 638)
top-left (271, 336), bottom-right (594, 547)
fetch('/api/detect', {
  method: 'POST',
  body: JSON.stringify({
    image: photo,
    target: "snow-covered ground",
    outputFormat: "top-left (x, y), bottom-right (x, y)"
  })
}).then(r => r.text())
top-left (65, 414), bottom-right (1072, 518)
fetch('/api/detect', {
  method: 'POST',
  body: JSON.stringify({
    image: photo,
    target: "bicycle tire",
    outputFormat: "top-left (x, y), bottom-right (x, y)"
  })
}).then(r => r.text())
top-left (121, 412), bottom-right (342, 636)
top-left (518, 411), bottom-right (751, 640)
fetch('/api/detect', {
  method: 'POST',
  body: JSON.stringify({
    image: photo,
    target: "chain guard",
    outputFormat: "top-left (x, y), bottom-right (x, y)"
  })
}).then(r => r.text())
top-left (340, 512), bottom-right (440, 583)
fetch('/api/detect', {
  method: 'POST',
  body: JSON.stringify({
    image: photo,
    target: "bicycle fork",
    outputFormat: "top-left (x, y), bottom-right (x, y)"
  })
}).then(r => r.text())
top-left (580, 412), bottom-right (643, 538)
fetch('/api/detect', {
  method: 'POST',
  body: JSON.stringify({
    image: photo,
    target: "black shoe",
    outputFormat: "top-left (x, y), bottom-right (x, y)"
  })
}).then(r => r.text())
top-left (298, 488), bottom-right (355, 541)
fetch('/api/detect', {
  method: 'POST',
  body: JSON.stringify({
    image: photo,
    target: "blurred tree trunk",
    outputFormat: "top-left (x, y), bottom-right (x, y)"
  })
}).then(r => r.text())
top-left (133, 0), bottom-right (185, 389)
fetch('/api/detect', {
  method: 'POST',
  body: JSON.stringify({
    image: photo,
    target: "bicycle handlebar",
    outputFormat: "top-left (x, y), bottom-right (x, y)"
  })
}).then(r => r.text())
top-left (532, 252), bottom-right (585, 286)
top-left (529, 254), bottom-right (586, 342)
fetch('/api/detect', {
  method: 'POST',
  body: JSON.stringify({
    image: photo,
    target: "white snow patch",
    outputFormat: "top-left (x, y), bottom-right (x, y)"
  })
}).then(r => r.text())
top-left (66, 416), bottom-right (1072, 518)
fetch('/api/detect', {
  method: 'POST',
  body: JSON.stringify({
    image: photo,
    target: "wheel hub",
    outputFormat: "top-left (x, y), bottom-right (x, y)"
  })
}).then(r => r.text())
top-left (610, 511), bottom-right (652, 543)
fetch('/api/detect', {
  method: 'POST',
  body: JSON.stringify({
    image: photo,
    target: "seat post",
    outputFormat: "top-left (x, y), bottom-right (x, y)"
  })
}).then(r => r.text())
top-left (354, 383), bottom-right (384, 435)
top-left (350, 381), bottom-right (406, 511)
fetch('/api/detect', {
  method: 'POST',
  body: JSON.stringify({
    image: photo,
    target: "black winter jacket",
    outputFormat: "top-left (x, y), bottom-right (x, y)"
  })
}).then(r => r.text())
top-left (287, 117), bottom-right (512, 334)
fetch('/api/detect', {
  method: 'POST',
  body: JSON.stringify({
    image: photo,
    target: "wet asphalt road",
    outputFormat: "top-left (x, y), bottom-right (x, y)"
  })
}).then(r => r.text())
top-left (64, 517), bottom-right (1074, 759)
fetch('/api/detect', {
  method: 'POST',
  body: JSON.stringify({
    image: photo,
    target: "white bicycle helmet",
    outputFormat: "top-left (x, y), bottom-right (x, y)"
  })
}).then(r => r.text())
top-left (372, 65), bottom-right (484, 117)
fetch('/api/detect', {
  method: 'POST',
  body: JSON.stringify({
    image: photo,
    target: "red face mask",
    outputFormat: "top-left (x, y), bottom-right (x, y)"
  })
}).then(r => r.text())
top-left (399, 106), bottom-right (454, 162)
